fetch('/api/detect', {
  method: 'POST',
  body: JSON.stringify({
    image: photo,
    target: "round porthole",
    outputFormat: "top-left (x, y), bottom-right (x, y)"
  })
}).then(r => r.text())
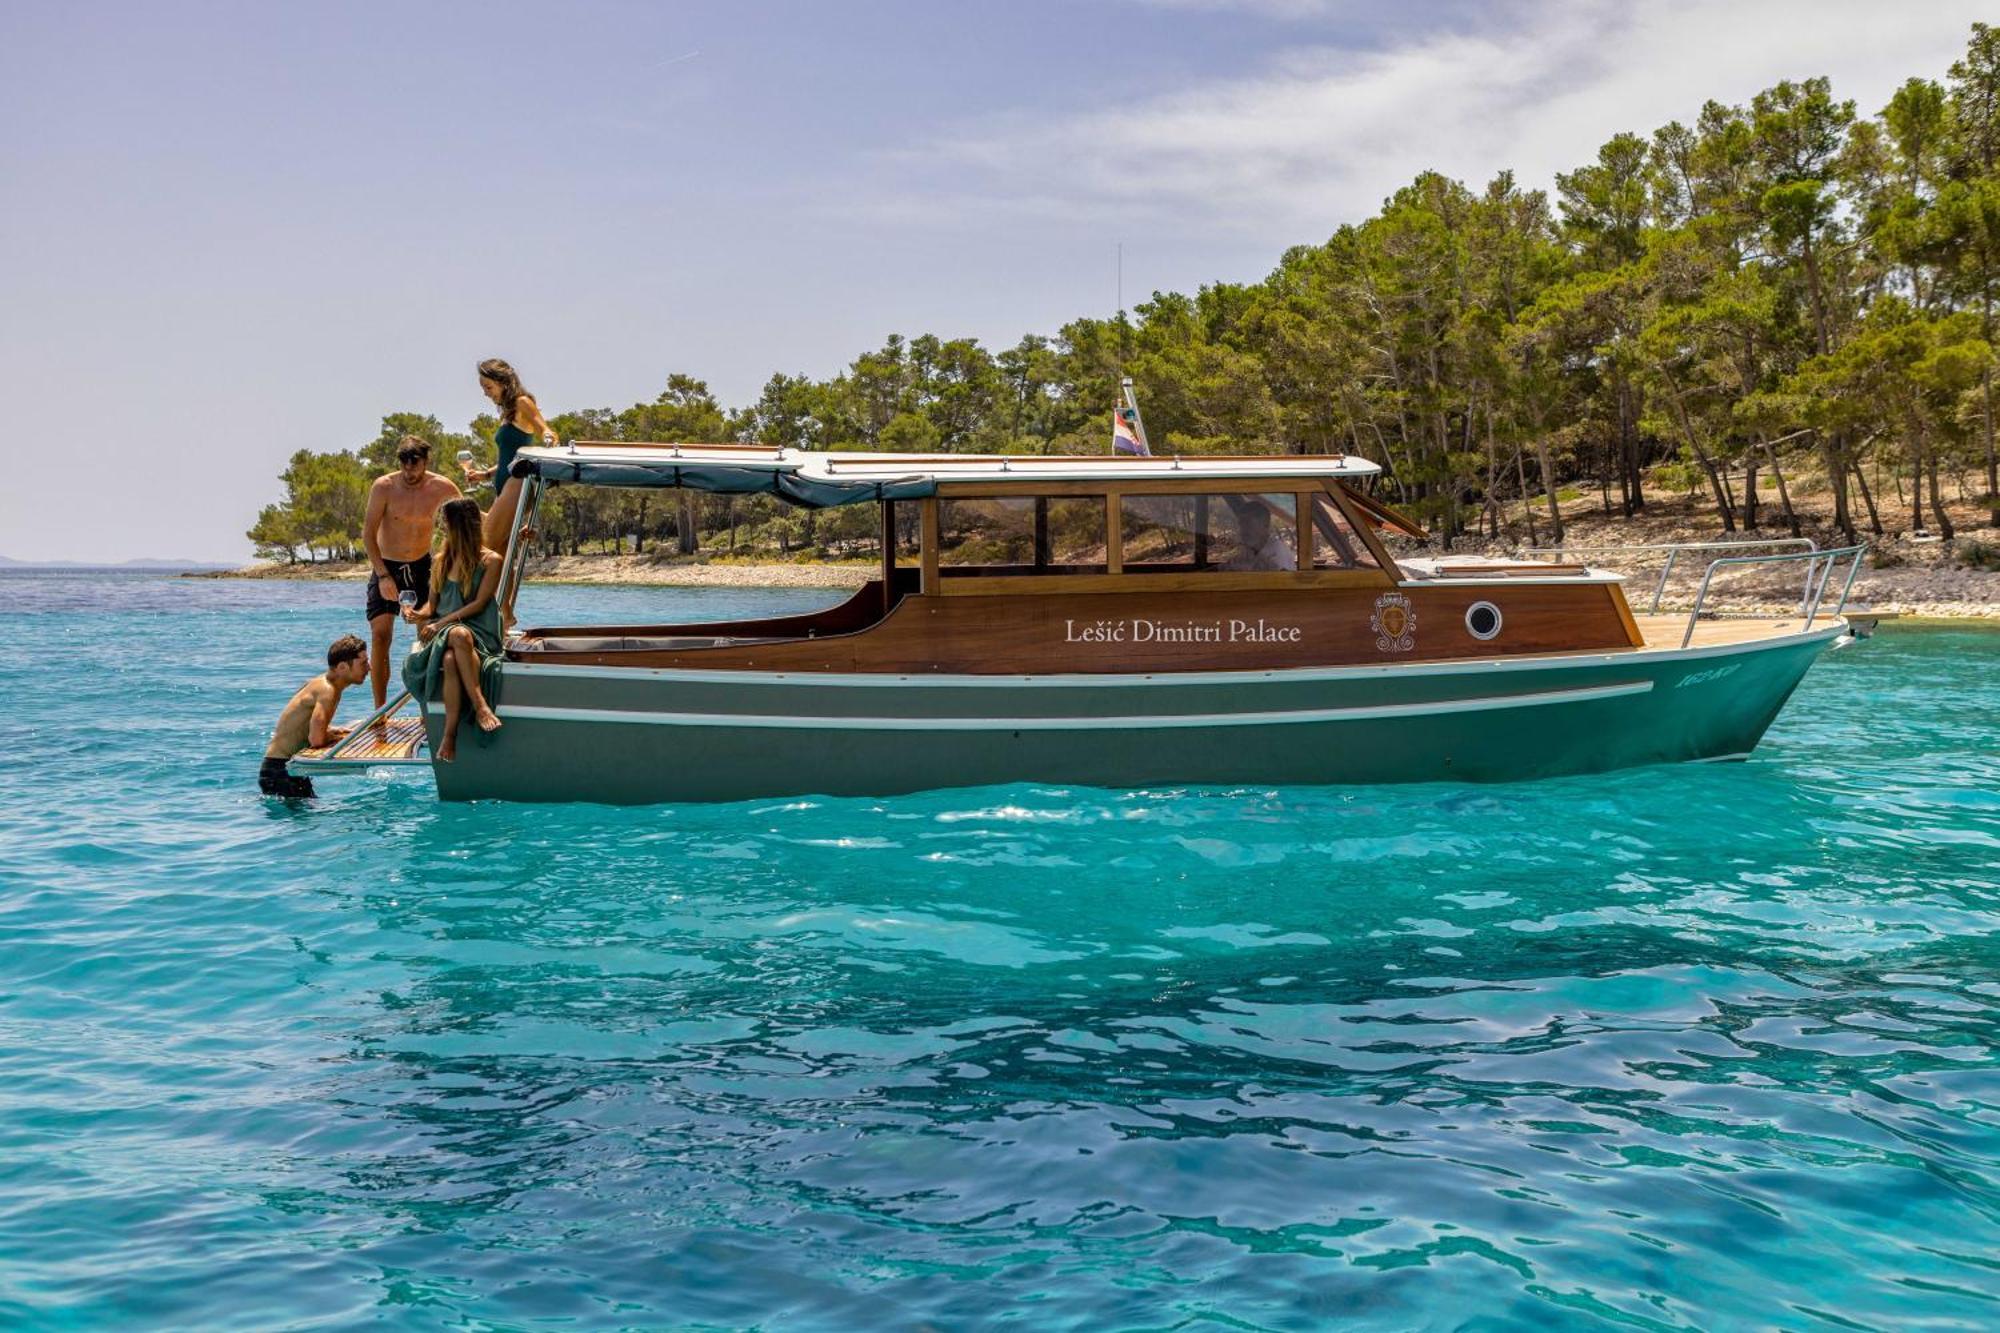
top-left (1465, 601), bottom-right (1503, 641)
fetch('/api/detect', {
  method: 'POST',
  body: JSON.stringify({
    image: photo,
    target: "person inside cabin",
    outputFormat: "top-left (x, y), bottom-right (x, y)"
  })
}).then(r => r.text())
top-left (259, 634), bottom-right (370, 799)
top-left (1224, 499), bottom-right (1297, 572)
top-left (402, 497), bottom-right (505, 763)
top-left (362, 435), bottom-right (463, 709)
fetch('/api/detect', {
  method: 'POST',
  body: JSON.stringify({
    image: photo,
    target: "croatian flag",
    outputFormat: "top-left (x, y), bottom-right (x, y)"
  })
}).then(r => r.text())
top-left (1113, 406), bottom-right (1149, 456)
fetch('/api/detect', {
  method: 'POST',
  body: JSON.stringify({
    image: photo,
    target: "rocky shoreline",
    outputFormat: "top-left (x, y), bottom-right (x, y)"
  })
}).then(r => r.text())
top-left (190, 555), bottom-right (874, 590)
top-left (192, 549), bottom-right (2000, 619)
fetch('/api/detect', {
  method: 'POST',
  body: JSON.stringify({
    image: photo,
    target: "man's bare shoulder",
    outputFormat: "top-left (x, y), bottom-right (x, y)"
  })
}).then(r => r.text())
top-left (370, 472), bottom-right (399, 491)
top-left (426, 473), bottom-right (463, 499)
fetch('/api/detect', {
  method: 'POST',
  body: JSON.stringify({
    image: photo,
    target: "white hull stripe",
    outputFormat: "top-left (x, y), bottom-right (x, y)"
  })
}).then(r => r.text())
top-left (497, 679), bottom-right (1652, 732)
top-left (504, 624), bottom-right (1841, 689)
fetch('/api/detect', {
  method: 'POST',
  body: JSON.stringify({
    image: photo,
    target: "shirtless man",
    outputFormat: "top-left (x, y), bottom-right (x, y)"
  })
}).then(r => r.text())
top-left (363, 436), bottom-right (462, 707)
top-left (260, 634), bottom-right (370, 799)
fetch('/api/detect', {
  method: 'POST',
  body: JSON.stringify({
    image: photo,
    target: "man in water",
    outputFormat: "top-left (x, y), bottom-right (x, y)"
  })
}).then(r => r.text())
top-left (362, 436), bottom-right (462, 707)
top-left (260, 634), bottom-right (370, 799)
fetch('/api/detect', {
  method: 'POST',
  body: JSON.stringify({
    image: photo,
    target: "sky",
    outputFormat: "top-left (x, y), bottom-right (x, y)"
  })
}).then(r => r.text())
top-left (1, 0), bottom-right (1992, 562)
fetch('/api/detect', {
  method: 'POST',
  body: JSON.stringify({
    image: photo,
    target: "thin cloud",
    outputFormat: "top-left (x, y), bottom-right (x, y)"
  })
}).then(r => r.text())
top-left (848, 0), bottom-right (1993, 244)
top-left (1121, 0), bottom-right (1347, 16)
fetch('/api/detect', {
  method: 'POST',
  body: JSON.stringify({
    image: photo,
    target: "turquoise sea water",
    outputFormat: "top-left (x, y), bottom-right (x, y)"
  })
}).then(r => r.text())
top-left (1, 570), bottom-right (1996, 1330)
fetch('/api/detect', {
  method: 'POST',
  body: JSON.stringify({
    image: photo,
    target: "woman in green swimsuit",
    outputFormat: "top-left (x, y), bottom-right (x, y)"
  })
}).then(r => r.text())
top-left (402, 498), bottom-right (504, 763)
top-left (464, 358), bottom-right (554, 555)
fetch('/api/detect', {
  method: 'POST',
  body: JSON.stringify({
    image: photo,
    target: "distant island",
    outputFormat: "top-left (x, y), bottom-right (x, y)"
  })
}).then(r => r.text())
top-left (0, 556), bottom-right (232, 570)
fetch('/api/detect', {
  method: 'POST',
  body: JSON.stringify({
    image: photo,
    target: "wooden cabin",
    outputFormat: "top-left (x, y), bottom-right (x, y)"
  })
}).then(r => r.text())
top-left (506, 444), bottom-right (1647, 674)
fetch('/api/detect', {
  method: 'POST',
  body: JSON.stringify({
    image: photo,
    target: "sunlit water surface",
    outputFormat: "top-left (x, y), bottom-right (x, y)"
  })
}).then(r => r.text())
top-left (1, 570), bottom-right (1996, 1330)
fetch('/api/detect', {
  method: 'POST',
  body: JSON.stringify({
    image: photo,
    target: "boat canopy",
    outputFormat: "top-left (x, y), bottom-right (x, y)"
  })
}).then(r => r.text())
top-left (512, 442), bottom-right (1383, 509)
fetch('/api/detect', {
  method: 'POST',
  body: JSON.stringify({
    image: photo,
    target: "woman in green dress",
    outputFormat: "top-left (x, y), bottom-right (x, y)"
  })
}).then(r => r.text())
top-left (402, 498), bottom-right (504, 762)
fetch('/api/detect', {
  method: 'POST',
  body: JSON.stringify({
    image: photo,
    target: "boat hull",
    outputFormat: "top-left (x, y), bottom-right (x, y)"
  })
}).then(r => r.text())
top-left (423, 625), bottom-right (1845, 803)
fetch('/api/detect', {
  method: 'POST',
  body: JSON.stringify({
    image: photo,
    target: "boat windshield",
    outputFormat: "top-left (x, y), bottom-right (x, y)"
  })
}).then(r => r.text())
top-left (1122, 492), bottom-right (1300, 573)
top-left (1310, 493), bottom-right (1381, 569)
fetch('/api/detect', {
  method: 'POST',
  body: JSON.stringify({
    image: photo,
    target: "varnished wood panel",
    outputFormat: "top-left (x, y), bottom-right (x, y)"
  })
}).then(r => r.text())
top-left (296, 715), bottom-right (426, 763)
top-left (920, 500), bottom-right (940, 595)
top-left (515, 581), bottom-right (1639, 674)
top-left (1630, 614), bottom-right (1815, 649)
top-left (937, 569), bottom-right (1394, 596)
top-left (1335, 482), bottom-right (1429, 539)
top-left (1323, 483), bottom-right (1402, 573)
top-left (1423, 563), bottom-right (1595, 576)
top-left (1610, 583), bottom-right (1644, 647)
top-left (879, 501), bottom-right (896, 615)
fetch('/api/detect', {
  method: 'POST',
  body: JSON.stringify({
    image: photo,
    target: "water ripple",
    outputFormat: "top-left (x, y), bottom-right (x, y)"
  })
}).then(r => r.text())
top-left (0, 575), bottom-right (1995, 1329)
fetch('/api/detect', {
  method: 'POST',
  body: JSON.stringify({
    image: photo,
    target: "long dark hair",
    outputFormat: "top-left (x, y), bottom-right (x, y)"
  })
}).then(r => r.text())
top-left (438, 498), bottom-right (486, 594)
top-left (478, 357), bottom-right (529, 425)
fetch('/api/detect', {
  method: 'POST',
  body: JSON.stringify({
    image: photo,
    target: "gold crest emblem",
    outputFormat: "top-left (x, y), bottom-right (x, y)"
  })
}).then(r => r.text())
top-left (1371, 592), bottom-right (1416, 653)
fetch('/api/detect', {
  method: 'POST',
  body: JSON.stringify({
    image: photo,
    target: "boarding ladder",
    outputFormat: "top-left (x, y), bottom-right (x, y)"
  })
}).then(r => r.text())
top-left (290, 689), bottom-right (429, 775)
top-left (294, 485), bottom-right (542, 776)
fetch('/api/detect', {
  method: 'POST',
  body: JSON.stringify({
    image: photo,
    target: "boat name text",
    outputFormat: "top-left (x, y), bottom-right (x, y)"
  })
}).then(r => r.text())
top-left (1674, 663), bottom-right (1743, 689)
top-left (1063, 618), bottom-right (1303, 645)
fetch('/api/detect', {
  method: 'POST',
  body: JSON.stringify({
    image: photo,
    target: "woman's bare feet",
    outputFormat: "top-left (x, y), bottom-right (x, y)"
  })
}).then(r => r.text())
top-left (437, 739), bottom-right (456, 763)
top-left (474, 706), bottom-right (503, 734)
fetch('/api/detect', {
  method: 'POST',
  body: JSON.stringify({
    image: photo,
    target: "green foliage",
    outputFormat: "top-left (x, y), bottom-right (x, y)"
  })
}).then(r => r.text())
top-left (254, 24), bottom-right (2000, 559)
top-left (878, 412), bottom-right (941, 454)
top-left (359, 412), bottom-right (477, 475)
top-left (246, 503), bottom-right (304, 563)
top-left (271, 448), bottom-right (369, 560)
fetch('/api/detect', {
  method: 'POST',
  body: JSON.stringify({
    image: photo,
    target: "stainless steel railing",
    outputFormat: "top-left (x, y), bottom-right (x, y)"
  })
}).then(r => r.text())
top-left (497, 473), bottom-right (544, 622)
top-left (1523, 537), bottom-right (1819, 612)
top-left (1677, 544), bottom-right (1867, 648)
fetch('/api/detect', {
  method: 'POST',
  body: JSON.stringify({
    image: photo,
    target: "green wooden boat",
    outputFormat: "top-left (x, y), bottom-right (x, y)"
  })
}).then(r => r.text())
top-left (295, 443), bottom-right (1872, 803)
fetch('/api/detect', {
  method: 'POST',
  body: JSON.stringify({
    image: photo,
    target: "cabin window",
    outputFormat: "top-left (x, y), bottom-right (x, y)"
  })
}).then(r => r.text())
top-left (1308, 493), bottom-right (1381, 569)
top-left (887, 503), bottom-right (922, 565)
top-left (936, 497), bottom-right (1109, 572)
top-left (1120, 493), bottom-right (1300, 572)
top-left (1465, 600), bottom-right (1503, 640)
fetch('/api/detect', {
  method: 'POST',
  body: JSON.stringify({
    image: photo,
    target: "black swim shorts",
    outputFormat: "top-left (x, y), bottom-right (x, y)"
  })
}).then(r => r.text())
top-left (366, 554), bottom-right (432, 622)
top-left (258, 756), bottom-right (316, 800)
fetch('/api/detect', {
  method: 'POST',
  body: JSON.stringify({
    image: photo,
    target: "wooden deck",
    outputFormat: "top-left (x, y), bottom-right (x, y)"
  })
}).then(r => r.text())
top-left (1630, 614), bottom-right (1815, 650)
top-left (294, 714), bottom-right (427, 765)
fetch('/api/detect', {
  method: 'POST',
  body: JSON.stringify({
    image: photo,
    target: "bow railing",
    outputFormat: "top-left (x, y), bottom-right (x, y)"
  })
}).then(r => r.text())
top-left (1676, 544), bottom-right (1868, 648)
top-left (1523, 537), bottom-right (1819, 613)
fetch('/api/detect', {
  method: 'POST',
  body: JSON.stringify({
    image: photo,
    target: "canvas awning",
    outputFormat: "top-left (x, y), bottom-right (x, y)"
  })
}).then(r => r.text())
top-left (511, 441), bottom-right (1384, 510)
top-left (512, 444), bottom-right (935, 509)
